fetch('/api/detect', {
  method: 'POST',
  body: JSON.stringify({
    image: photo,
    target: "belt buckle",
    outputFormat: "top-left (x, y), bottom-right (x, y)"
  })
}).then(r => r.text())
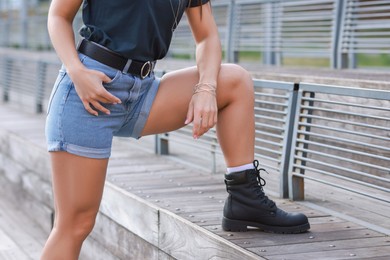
top-left (140, 61), bottom-right (152, 79)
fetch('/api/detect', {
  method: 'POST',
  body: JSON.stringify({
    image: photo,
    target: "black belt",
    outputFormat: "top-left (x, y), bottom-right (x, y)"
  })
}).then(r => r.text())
top-left (77, 39), bottom-right (155, 79)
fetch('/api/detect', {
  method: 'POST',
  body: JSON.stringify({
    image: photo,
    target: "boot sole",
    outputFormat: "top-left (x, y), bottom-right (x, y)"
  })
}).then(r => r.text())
top-left (222, 217), bottom-right (310, 234)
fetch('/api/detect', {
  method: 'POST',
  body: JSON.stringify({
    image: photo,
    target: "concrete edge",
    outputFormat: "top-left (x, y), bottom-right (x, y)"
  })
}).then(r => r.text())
top-left (102, 181), bottom-right (263, 260)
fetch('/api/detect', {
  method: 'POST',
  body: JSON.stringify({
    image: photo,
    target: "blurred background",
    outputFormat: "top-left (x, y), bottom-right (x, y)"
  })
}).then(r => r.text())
top-left (0, 1), bottom-right (389, 259)
top-left (0, 0), bottom-right (389, 69)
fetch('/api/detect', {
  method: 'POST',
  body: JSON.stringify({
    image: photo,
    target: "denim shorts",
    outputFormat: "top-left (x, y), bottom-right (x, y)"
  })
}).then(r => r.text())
top-left (45, 53), bottom-right (160, 159)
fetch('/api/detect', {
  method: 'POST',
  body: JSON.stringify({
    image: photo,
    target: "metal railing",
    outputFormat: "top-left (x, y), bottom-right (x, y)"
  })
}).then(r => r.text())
top-left (288, 83), bottom-right (390, 202)
top-left (1, 0), bottom-right (389, 68)
top-left (171, 0), bottom-right (390, 68)
top-left (1, 56), bottom-right (60, 113)
top-left (339, 0), bottom-right (390, 68)
top-left (2, 54), bottom-right (388, 202)
top-left (274, 0), bottom-right (340, 67)
top-left (0, 12), bottom-right (83, 50)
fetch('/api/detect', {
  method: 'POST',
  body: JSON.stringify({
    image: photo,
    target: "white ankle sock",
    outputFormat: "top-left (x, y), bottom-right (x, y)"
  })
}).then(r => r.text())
top-left (226, 163), bottom-right (254, 174)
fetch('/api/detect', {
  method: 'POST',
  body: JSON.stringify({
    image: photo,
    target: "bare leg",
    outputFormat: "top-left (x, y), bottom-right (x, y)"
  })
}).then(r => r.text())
top-left (41, 152), bottom-right (108, 260)
top-left (142, 64), bottom-right (254, 167)
top-left (142, 65), bottom-right (310, 234)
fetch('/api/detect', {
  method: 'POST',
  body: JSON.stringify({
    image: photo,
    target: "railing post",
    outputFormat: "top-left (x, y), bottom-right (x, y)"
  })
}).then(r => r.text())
top-left (332, 0), bottom-right (344, 69)
top-left (274, 2), bottom-right (282, 66)
top-left (279, 83), bottom-right (299, 198)
top-left (154, 71), bottom-right (169, 156)
top-left (341, 0), bottom-right (358, 69)
top-left (348, 0), bottom-right (357, 69)
top-left (210, 134), bottom-right (218, 174)
top-left (5, 1), bottom-right (11, 47)
top-left (289, 91), bottom-right (315, 200)
top-left (338, 0), bottom-right (349, 68)
top-left (21, 0), bottom-right (29, 48)
top-left (36, 61), bottom-right (47, 113)
top-left (263, 1), bottom-right (276, 65)
top-left (348, 40), bottom-right (357, 69)
top-left (3, 58), bottom-right (12, 102)
top-left (225, 0), bottom-right (236, 63)
top-left (155, 134), bottom-right (169, 155)
top-left (0, 12), bottom-right (11, 47)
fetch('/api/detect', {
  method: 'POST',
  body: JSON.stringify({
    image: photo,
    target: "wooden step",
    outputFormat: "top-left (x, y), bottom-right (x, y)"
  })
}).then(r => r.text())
top-left (1, 103), bottom-right (389, 260)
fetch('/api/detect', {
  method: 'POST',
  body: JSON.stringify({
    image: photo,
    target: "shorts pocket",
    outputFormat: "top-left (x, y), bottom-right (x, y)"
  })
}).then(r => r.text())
top-left (79, 53), bottom-right (121, 86)
top-left (103, 70), bottom-right (122, 87)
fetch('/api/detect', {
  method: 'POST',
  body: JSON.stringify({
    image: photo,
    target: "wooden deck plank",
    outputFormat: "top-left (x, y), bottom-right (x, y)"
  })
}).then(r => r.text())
top-left (108, 164), bottom-right (185, 174)
top-left (215, 228), bottom-right (383, 248)
top-left (355, 257), bottom-right (390, 260)
top-left (174, 209), bottom-right (223, 224)
top-left (305, 179), bottom-right (390, 230)
top-left (136, 183), bottom-right (226, 194)
top-left (247, 237), bottom-right (390, 256)
top-left (303, 215), bottom-right (344, 224)
top-left (299, 220), bottom-right (362, 232)
top-left (129, 184), bottom-right (225, 196)
top-left (108, 173), bottom-right (220, 187)
top-left (0, 193), bottom-right (47, 260)
top-left (267, 245), bottom-right (390, 259)
top-left (0, 229), bottom-right (30, 260)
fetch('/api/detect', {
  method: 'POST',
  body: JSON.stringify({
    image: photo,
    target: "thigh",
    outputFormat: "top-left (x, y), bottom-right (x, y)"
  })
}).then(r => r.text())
top-left (140, 67), bottom-right (197, 135)
top-left (141, 64), bottom-right (251, 136)
top-left (51, 152), bottom-right (108, 221)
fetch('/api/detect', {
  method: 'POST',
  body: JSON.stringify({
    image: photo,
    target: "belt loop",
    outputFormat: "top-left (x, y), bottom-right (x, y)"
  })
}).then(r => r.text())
top-left (122, 59), bottom-right (132, 74)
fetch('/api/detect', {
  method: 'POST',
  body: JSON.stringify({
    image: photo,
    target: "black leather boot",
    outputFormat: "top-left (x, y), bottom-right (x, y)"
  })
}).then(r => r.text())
top-left (223, 160), bottom-right (310, 233)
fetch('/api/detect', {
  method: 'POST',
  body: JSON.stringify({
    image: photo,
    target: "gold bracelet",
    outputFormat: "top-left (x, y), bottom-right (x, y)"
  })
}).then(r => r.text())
top-left (193, 82), bottom-right (217, 96)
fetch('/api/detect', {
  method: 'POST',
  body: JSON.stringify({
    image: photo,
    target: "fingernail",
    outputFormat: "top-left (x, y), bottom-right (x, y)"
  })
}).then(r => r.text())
top-left (193, 135), bottom-right (198, 139)
top-left (185, 119), bottom-right (189, 124)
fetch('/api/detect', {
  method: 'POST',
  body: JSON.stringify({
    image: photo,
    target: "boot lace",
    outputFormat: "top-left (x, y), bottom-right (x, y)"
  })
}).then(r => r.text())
top-left (253, 160), bottom-right (276, 208)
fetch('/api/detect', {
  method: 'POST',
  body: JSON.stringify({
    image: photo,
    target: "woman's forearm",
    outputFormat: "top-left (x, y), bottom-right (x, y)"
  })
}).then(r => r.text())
top-left (48, 15), bottom-right (84, 75)
top-left (195, 34), bottom-right (222, 86)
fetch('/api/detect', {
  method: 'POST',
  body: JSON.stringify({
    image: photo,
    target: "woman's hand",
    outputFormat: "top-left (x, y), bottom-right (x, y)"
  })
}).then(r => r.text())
top-left (48, 0), bottom-right (120, 116)
top-left (68, 67), bottom-right (122, 116)
top-left (185, 92), bottom-right (218, 139)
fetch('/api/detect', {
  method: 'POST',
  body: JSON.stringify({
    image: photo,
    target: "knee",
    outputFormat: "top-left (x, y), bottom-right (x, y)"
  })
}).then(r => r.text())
top-left (56, 211), bottom-right (98, 241)
top-left (221, 64), bottom-right (253, 92)
top-left (73, 213), bottom-right (97, 240)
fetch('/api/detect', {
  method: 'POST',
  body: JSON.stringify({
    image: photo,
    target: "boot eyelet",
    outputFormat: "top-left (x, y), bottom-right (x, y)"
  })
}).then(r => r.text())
top-left (270, 212), bottom-right (276, 216)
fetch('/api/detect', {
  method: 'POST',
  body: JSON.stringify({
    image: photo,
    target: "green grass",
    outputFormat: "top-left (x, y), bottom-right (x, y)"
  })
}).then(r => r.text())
top-left (237, 51), bottom-right (330, 67)
top-left (237, 51), bottom-right (262, 62)
top-left (283, 57), bottom-right (330, 67)
top-left (232, 51), bottom-right (390, 68)
top-left (357, 53), bottom-right (390, 68)
top-left (171, 53), bottom-right (193, 60)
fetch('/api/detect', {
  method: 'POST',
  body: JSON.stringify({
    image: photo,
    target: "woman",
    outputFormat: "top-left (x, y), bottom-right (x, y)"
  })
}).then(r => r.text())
top-left (43, 0), bottom-right (310, 259)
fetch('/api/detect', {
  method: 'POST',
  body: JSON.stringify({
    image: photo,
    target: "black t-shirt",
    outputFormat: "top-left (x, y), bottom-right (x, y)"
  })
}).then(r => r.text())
top-left (79, 0), bottom-right (210, 61)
